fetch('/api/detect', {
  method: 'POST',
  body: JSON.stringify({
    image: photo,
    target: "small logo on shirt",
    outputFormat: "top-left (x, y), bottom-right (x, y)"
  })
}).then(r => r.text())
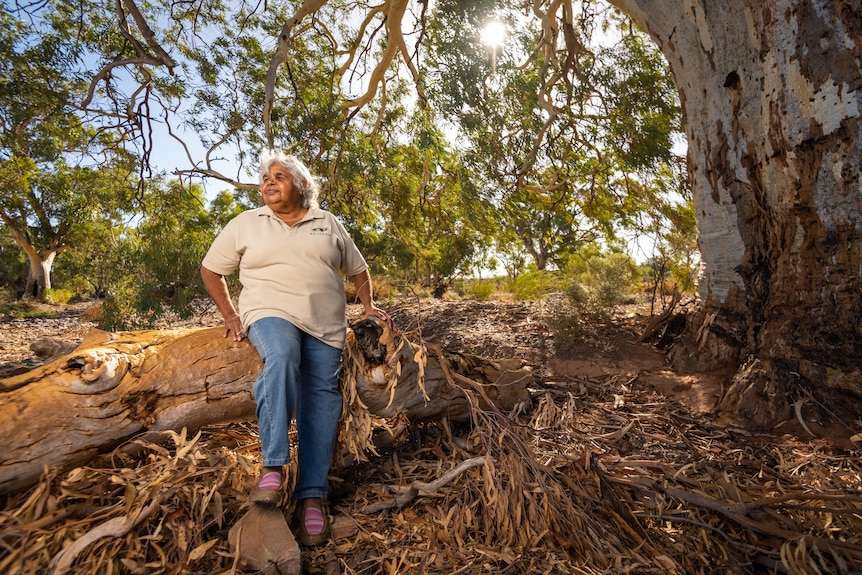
top-left (310, 226), bottom-right (331, 235)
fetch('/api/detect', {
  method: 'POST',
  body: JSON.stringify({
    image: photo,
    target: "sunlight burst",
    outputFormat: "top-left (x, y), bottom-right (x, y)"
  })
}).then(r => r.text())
top-left (480, 20), bottom-right (506, 47)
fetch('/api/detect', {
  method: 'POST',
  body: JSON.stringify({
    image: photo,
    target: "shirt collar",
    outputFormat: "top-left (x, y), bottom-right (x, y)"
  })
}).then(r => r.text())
top-left (258, 205), bottom-right (324, 222)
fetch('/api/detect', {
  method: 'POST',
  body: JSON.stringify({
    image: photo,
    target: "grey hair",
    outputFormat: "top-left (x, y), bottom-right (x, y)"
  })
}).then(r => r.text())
top-left (258, 150), bottom-right (320, 209)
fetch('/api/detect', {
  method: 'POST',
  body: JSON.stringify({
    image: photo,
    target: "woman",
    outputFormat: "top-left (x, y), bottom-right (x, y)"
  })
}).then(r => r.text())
top-left (200, 150), bottom-right (394, 546)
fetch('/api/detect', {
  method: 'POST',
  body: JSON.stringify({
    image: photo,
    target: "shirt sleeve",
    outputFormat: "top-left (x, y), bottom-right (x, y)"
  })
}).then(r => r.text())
top-left (201, 217), bottom-right (242, 276)
top-left (332, 215), bottom-right (368, 277)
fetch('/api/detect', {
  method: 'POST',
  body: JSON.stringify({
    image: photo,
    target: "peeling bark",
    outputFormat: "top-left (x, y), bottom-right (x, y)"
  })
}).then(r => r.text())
top-left (347, 318), bottom-right (532, 422)
top-left (610, 0), bottom-right (862, 428)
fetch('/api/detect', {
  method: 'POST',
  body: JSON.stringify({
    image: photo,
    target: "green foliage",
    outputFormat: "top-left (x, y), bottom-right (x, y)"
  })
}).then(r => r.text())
top-left (463, 279), bottom-right (497, 301)
top-left (1, 300), bottom-right (60, 319)
top-left (0, 228), bottom-right (26, 294)
top-left (0, 1), bottom-right (700, 322)
top-left (41, 288), bottom-right (74, 305)
top-left (426, 5), bottom-right (686, 272)
top-left (634, 165), bottom-right (699, 308)
top-left (507, 269), bottom-right (562, 301)
top-left (563, 249), bottom-right (640, 316)
top-left (0, 286), bottom-right (16, 306)
top-left (99, 180), bottom-right (233, 330)
top-left (548, 249), bottom-right (641, 348)
top-left (335, 107), bottom-right (495, 288)
top-left (0, 6), bottom-right (141, 298)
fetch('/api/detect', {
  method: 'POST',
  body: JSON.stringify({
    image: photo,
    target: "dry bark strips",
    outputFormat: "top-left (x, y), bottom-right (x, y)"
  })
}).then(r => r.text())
top-left (0, 317), bottom-right (531, 495)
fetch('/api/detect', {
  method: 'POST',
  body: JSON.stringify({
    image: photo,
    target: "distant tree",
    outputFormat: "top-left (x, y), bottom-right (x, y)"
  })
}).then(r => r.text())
top-left (0, 7), bottom-right (138, 299)
top-left (370, 114), bottom-right (495, 292)
top-left (0, 158), bottom-right (138, 299)
top-left (100, 180), bottom-right (244, 330)
top-left (0, 223), bottom-right (26, 295)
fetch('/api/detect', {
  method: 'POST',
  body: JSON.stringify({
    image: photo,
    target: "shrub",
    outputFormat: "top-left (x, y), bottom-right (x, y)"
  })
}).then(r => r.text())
top-left (507, 269), bottom-right (560, 301)
top-left (463, 279), bottom-right (496, 300)
top-left (42, 288), bottom-right (74, 305)
top-left (549, 251), bottom-right (641, 350)
top-left (545, 296), bottom-right (590, 349)
top-left (563, 252), bottom-right (639, 318)
top-left (345, 275), bottom-right (403, 306)
top-left (0, 286), bottom-right (16, 306)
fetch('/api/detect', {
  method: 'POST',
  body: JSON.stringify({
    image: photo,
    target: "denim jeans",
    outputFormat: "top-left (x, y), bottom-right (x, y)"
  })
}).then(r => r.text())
top-left (247, 317), bottom-right (343, 500)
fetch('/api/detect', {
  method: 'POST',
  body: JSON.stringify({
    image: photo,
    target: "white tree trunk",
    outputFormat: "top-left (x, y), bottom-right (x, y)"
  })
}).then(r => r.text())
top-left (609, 0), bottom-right (862, 427)
top-left (24, 251), bottom-right (55, 299)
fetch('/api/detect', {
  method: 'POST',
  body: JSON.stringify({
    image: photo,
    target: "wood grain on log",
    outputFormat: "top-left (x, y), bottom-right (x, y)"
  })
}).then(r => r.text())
top-left (0, 319), bottom-right (532, 495)
top-left (0, 327), bottom-right (259, 495)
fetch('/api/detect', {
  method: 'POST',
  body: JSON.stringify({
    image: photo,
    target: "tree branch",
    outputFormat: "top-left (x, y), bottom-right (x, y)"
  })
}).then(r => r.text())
top-left (360, 456), bottom-right (486, 513)
top-left (264, 0), bottom-right (331, 149)
top-left (82, 0), bottom-right (176, 108)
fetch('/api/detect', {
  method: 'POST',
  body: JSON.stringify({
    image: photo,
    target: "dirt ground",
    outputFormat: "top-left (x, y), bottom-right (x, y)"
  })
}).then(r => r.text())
top-left (3, 296), bottom-right (860, 574)
top-left (0, 296), bottom-right (721, 412)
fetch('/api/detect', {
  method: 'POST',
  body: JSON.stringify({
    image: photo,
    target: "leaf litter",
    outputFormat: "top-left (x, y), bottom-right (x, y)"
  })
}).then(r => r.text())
top-left (1, 298), bottom-right (861, 574)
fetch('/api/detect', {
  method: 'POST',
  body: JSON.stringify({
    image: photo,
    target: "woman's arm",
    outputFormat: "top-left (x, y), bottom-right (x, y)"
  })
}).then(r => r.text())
top-left (350, 269), bottom-right (395, 331)
top-left (201, 265), bottom-right (245, 341)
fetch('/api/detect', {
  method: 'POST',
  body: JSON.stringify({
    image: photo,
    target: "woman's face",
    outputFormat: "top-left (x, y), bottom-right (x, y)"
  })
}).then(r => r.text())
top-left (261, 163), bottom-right (303, 212)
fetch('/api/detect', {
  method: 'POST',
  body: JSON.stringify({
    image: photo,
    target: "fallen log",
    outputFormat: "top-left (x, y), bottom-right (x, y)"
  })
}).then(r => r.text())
top-left (0, 317), bottom-right (532, 495)
top-left (0, 327), bottom-right (260, 495)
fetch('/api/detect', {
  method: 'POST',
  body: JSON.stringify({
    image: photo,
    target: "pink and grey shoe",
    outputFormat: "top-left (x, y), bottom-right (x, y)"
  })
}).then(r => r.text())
top-left (249, 470), bottom-right (283, 505)
top-left (297, 498), bottom-right (330, 546)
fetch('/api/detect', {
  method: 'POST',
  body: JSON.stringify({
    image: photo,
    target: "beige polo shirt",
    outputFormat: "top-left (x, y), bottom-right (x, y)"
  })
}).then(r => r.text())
top-left (202, 206), bottom-right (368, 349)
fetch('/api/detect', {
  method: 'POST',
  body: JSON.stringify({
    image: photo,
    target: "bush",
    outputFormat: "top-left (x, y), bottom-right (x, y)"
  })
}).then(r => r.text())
top-left (42, 288), bottom-right (74, 305)
top-left (545, 296), bottom-right (590, 349)
top-left (549, 250), bottom-right (641, 350)
top-left (563, 252), bottom-right (639, 318)
top-left (0, 286), bottom-right (16, 306)
top-left (80, 302), bottom-right (104, 323)
top-left (463, 279), bottom-right (496, 300)
top-left (345, 275), bottom-right (403, 306)
top-left (507, 270), bottom-right (561, 301)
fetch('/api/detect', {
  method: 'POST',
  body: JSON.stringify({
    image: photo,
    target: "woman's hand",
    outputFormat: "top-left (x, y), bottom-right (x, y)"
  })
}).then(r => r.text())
top-left (366, 306), bottom-right (396, 332)
top-left (201, 266), bottom-right (244, 341)
top-left (350, 270), bottom-right (397, 331)
top-left (223, 313), bottom-right (245, 341)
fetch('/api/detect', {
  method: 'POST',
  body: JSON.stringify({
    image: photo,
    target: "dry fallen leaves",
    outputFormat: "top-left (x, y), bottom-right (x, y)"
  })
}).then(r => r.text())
top-left (2, 367), bottom-right (859, 575)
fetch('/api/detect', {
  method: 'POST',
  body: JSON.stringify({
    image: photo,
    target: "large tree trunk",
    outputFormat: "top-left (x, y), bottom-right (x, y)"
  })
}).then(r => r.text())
top-left (25, 251), bottom-right (56, 298)
top-left (0, 319), bottom-right (531, 495)
top-left (1, 214), bottom-right (57, 299)
top-left (610, 0), bottom-right (862, 428)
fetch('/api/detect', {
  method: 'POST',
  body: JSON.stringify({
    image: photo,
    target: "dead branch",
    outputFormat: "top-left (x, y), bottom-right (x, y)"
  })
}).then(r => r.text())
top-left (0, 318), bottom-right (530, 495)
top-left (49, 496), bottom-right (162, 575)
top-left (360, 456), bottom-right (486, 513)
top-left (639, 289), bottom-right (682, 342)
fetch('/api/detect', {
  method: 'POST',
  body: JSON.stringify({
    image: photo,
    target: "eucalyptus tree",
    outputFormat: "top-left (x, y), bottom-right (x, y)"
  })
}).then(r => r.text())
top-left (371, 112), bottom-right (495, 290)
top-left (98, 179), bottom-right (238, 329)
top-left (0, 6), bottom-right (141, 299)
top-left (425, 2), bottom-right (684, 272)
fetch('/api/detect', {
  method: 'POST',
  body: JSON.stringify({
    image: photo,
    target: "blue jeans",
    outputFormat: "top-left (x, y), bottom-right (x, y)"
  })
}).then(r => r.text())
top-left (247, 317), bottom-right (343, 500)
